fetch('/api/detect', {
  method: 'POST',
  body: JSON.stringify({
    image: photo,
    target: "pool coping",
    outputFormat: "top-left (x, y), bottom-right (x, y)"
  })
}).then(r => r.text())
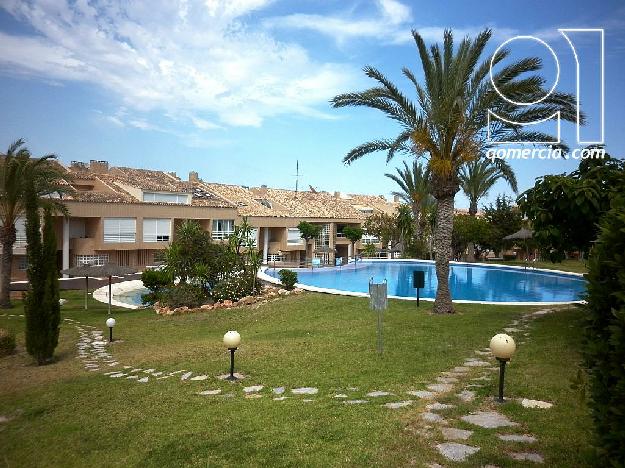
top-left (258, 259), bottom-right (586, 306)
top-left (92, 279), bottom-right (145, 310)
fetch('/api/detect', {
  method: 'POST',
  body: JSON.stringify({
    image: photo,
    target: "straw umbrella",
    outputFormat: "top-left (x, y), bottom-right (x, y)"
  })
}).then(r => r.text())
top-left (503, 228), bottom-right (534, 268)
top-left (62, 263), bottom-right (137, 314)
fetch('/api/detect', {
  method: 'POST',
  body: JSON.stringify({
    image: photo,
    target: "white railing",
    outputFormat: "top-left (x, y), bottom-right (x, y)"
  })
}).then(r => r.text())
top-left (211, 230), bottom-right (234, 240)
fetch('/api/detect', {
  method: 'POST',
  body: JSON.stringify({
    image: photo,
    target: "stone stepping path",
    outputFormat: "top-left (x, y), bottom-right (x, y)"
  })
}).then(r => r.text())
top-left (441, 427), bottom-right (473, 441)
top-left (461, 411), bottom-right (518, 428)
top-left (436, 442), bottom-right (479, 462)
top-left (510, 452), bottom-right (544, 463)
top-left (498, 434), bottom-right (537, 443)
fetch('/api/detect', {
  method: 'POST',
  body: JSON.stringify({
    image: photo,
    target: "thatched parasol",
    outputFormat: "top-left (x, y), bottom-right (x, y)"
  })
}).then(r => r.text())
top-left (503, 228), bottom-right (534, 267)
top-left (61, 263), bottom-right (137, 314)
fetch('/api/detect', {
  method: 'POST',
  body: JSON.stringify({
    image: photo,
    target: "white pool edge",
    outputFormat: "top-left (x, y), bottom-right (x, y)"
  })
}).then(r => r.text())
top-left (258, 260), bottom-right (586, 306)
top-left (92, 279), bottom-right (145, 310)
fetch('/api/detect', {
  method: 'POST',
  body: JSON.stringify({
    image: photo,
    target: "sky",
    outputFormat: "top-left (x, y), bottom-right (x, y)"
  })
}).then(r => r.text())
top-left (0, 0), bottom-right (623, 209)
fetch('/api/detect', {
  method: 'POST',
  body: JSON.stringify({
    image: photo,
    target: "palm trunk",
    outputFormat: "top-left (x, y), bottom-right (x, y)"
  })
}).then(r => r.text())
top-left (0, 225), bottom-right (16, 308)
top-left (466, 200), bottom-right (478, 262)
top-left (433, 194), bottom-right (455, 314)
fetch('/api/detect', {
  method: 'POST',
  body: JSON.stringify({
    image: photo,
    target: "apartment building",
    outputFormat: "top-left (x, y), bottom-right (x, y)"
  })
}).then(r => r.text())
top-left (7, 160), bottom-right (398, 280)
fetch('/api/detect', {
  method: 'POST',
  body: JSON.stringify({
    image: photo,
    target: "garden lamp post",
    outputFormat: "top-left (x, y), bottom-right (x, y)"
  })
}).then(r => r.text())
top-left (490, 333), bottom-right (516, 402)
top-left (223, 331), bottom-right (241, 381)
top-left (106, 317), bottom-right (116, 342)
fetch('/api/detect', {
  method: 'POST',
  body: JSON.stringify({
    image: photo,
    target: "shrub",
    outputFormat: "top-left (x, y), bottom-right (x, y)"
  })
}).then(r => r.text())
top-left (141, 269), bottom-right (171, 305)
top-left (278, 269), bottom-right (297, 290)
top-left (211, 274), bottom-right (261, 302)
top-left (0, 328), bottom-right (16, 357)
top-left (584, 193), bottom-right (625, 464)
top-left (159, 283), bottom-right (207, 309)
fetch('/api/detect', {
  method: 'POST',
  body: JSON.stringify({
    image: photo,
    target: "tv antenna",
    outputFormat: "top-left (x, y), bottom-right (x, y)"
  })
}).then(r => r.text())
top-left (293, 160), bottom-right (303, 192)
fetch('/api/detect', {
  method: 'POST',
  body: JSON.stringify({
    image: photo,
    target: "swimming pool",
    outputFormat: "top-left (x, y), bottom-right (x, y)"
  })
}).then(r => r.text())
top-left (262, 260), bottom-right (586, 304)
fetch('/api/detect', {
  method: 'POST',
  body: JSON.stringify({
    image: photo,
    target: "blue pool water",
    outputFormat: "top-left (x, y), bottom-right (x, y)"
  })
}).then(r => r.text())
top-left (267, 261), bottom-right (586, 303)
top-left (114, 287), bottom-right (149, 306)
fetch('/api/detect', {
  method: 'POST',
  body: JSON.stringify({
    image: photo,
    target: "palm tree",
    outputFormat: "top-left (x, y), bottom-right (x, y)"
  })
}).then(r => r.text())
top-left (460, 159), bottom-right (517, 216)
top-left (385, 161), bottom-right (433, 253)
top-left (0, 139), bottom-right (69, 308)
top-left (331, 29), bottom-right (578, 313)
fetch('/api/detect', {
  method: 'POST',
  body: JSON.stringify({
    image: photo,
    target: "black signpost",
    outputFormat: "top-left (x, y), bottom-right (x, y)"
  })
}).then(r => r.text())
top-left (413, 270), bottom-right (425, 307)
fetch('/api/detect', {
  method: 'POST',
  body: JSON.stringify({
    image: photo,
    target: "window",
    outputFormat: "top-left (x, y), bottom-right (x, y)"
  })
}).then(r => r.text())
top-left (143, 192), bottom-right (190, 204)
top-left (103, 218), bottom-right (136, 243)
top-left (75, 254), bottom-right (109, 266)
top-left (143, 218), bottom-right (171, 242)
top-left (248, 228), bottom-right (258, 247)
top-left (362, 233), bottom-right (379, 244)
top-left (17, 256), bottom-right (28, 270)
top-left (211, 219), bottom-right (234, 240)
top-left (315, 224), bottom-right (330, 247)
top-left (287, 228), bottom-right (303, 244)
top-left (15, 218), bottom-right (26, 246)
top-left (267, 253), bottom-right (284, 262)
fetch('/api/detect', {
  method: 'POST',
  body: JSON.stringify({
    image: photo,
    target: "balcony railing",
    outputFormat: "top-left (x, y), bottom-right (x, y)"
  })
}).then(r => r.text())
top-left (211, 230), bottom-right (234, 240)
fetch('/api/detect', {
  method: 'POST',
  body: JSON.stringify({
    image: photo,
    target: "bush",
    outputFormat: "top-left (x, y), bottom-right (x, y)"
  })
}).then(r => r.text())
top-left (278, 269), bottom-right (297, 290)
top-left (141, 269), bottom-right (172, 305)
top-left (0, 328), bottom-right (16, 357)
top-left (584, 193), bottom-right (625, 464)
top-left (210, 274), bottom-right (261, 302)
top-left (159, 283), bottom-right (207, 309)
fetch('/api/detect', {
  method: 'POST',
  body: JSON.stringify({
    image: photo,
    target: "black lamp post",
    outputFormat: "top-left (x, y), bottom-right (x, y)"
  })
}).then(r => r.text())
top-left (106, 317), bottom-right (116, 342)
top-left (490, 333), bottom-right (516, 402)
top-left (223, 331), bottom-right (241, 380)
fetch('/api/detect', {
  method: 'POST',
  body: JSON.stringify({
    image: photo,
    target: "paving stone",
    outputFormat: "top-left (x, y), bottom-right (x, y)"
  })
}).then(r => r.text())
top-left (520, 398), bottom-right (553, 409)
top-left (503, 327), bottom-right (521, 333)
top-left (407, 390), bottom-right (436, 399)
top-left (333, 394), bottom-right (348, 398)
top-left (198, 389), bottom-right (222, 395)
top-left (245, 394), bottom-right (263, 399)
top-left (441, 427), bottom-right (473, 440)
top-left (463, 360), bottom-right (490, 367)
top-left (474, 350), bottom-right (492, 356)
top-left (457, 390), bottom-right (476, 402)
top-left (151, 372), bottom-right (163, 377)
top-left (273, 396), bottom-right (288, 401)
top-left (273, 387), bottom-right (285, 395)
top-left (344, 400), bottom-right (369, 404)
top-left (180, 372), bottom-right (193, 381)
top-left (217, 372), bottom-right (245, 380)
top-left (243, 385), bottom-right (264, 393)
top-left (190, 375), bottom-right (208, 381)
top-left (144, 369), bottom-right (156, 373)
top-left (157, 376), bottom-right (171, 380)
top-left (426, 402), bottom-right (455, 411)
top-left (384, 400), bottom-right (413, 409)
top-left (126, 375), bottom-right (139, 380)
top-left (509, 452), bottom-right (544, 463)
top-left (109, 373), bottom-right (126, 378)
top-left (452, 366), bottom-right (470, 373)
top-left (365, 390), bottom-right (392, 397)
top-left (292, 387), bottom-right (318, 395)
top-left (436, 442), bottom-right (479, 462)
top-left (436, 376), bottom-right (458, 384)
top-left (498, 434), bottom-right (537, 443)
top-left (169, 370), bottom-right (186, 375)
top-left (137, 377), bottom-right (149, 383)
top-left (461, 411), bottom-right (519, 429)
top-left (422, 412), bottom-right (446, 423)
top-left (427, 383), bottom-right (454, 393)
top-left (302, 399), bottom-right (314, 403)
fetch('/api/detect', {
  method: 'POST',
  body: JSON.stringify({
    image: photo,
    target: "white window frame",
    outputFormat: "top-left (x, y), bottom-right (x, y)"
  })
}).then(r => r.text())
top-left (287, 228), bottom-right (303, 245)
top-left (212, 219), bottom-right (234, 240)
top-left (103, 218), bottom-right (136, 243)
top-left (143, 218), bottom-right (172, 243)
top-left (75, 254), bottom-right (109, 266)
top-left (142, 192), bottom-right (190, 204)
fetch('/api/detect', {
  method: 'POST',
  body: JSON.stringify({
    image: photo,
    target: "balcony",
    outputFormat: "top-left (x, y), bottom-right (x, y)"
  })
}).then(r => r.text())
top-left (211, 230), bottom-right (234, 240)
top-left (70, 237), bottom-right (96, 253)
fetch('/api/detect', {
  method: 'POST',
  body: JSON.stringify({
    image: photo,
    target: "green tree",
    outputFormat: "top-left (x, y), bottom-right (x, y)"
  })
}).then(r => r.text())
top-left (0, 139), bottom-right (68, 308)
top-left (452, 214), bottom-right (491, 260)
top-left (459, 159), bottom-right (517, 216)
top-left (162, 220), bottom-right (213, 283)
top-left (341, 226), bottom-right (363, 264)
top-left (332, 29), bottom-right (578, 313)
top-left (518, 151), bottom-right (624, 261)
top-left (583, 185), bottom-right (625, 464)
top-left (364, 212), bottom-right (400, 253)
top-left (297, 221), bottom-right (322, 265)
top-left (482, 195), bottom-right (523, 257)
top-left (385, 161), bottom-right (432, 246)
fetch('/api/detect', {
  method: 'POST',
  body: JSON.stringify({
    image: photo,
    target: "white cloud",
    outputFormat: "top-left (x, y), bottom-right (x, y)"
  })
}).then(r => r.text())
top-left (0, 0), bottom-right (357, 129)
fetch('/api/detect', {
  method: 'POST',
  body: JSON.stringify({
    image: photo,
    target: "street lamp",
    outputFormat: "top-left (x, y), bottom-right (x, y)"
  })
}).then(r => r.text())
top-left (106, 317), bottom-right (116, 342)
top-left (223, 331), bottom-right (241, 381)
top-left (490, 333), bottom-right (516, 403)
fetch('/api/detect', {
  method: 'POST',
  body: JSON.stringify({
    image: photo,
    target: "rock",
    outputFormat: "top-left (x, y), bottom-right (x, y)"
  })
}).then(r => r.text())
top-left (223, 300), bottom-right (233, 307)
top-left (200, 304), bottom-right (213, 310)
top-left (273, 387), bottom-right (285, 395)
top-left (180, 372), bottom-right (193, 381)
top-left (457, 390), bottom-right (476, 402)
top-left (441, 427), bottom-right (473, 440)
top-left (243, 385), bottom-right (264, 393)
top-left (426, 402), bottom-right (455, 411)
top-left (384, 400), bottom-right (413, 409)
top-left (436, 442), bottom-right (479, 462)
top-left (273, 396), bottom-right (288, 401)
top-left (437, 376), bottom-right (458, 384)
top-left (198, 389), bottom-right (222, 395)
top-left (239, 296), bottom-right (256, 305)
top-left (498, 434), bottom-right (537, 443)
top-left (406, 390), bottom-right (436, 399)
top-left (509, 452), bottom-right (544, 463)
top-left (366, 390), bottom-right (392, 397)
top-left (422, 412), bottom-right (446, 423)
top-left (344, 400), bottom-right (369, 404)
top-left (427, 383), bottom-right (454, 393)
top-left (293, 288), bottom-right (303, 294)
top-left (292, 387), bottom-right (318, 395)
top-left (461, 411), bottom-right (518, 429)
top-left (137, 377), bottom-right (149, 383)
top-left (519, 398), bottom-right (553, 409)
top-left (190, 375), bottom-right (208, 381)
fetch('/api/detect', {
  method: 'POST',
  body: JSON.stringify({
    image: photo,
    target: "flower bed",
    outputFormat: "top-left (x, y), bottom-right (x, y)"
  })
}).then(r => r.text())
top-left (153, 285), bottom-right (304, 316)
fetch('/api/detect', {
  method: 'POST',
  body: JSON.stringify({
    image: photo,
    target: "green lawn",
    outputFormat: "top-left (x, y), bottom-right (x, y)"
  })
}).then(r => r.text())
top-left (0, 292), bottom-right (593, 467)
top-left (480, 259), bottom-right (588, 274)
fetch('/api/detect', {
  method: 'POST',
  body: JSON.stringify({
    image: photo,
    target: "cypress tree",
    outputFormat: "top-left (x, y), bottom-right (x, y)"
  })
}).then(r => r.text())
top-left (41, 208), bottom-right (60, 359)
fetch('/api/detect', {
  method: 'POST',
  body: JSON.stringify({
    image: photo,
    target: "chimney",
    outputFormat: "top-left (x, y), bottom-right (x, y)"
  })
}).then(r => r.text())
top-left (334, 191), bottom-right (341, 198)
top-left (89, 160), bottom-right (109, 174)
top-left (70, 161), bottom-right (88, 171)
top-left (189, 171), bottom-right (199, 183)
top-left (252, 184), bottom-right (268, 197)
top-left (393, 195), bottom-right (400, 203)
